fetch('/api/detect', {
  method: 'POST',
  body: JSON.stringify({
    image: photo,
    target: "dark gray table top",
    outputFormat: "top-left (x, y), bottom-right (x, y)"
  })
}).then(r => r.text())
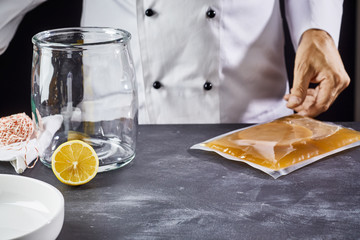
top-left (1, 123), bottom-right (360, 239)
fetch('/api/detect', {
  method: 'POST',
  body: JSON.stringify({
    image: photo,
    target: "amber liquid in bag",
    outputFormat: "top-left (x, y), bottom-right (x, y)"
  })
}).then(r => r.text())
top-left (205, 115), bottom-right (360, 170)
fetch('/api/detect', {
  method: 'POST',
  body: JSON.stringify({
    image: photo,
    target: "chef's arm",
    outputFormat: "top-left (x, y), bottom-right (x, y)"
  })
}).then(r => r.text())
top-left (283, 0), bottom-right (349, 117)
top-left (0, 0), bottom-right (46, 55)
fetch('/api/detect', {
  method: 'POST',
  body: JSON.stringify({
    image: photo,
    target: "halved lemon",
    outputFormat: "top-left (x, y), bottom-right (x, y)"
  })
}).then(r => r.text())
top-left (51, 140), bottom-right (99, 186)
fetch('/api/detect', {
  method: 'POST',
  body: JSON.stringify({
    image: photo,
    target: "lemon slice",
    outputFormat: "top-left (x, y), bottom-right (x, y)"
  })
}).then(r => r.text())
top-left (51, 140), bottom-right (99, 186)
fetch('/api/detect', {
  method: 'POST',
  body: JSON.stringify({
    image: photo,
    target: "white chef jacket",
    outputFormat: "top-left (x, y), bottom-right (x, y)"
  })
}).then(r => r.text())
top-left (0, 0), bottom-right (343, 124)
top-left (81, 0), bottom-right (343, 124)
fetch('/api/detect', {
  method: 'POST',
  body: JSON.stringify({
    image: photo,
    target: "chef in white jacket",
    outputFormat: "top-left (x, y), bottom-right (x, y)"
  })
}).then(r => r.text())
top-left (0, 0), bottom-right (349, 124)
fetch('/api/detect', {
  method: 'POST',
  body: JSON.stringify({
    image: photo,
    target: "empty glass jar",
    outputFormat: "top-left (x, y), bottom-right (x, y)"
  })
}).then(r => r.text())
top-left (31, 27), bottom-right (138, 172)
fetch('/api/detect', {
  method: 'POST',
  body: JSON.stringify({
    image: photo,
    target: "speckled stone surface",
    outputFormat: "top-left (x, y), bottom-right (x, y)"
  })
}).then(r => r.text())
top-left (1, 123), bottom-right (360, 239)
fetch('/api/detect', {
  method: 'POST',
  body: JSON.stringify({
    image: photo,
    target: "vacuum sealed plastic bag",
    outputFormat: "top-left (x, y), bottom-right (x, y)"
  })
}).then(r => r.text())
top-left (191, 114), bottom-right (360, 178)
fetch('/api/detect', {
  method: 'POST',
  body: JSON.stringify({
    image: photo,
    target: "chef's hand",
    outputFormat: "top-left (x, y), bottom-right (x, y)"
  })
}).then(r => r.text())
top-left (284, 29), bottom-right (350, 117)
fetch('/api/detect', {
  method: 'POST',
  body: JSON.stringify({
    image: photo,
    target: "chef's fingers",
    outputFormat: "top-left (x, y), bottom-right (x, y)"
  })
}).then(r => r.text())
top-left (290, 88), bottom-right (317, 114)
top-left (286, 32), bottom-right (317, 109)
top-left (297, 73), bottom-right (349, 117)
top-left (285, 29), bottom-right (350, 116)
top-left (296, 83), bottom-right (333, 117)
top-left (286, 66), bottom-right (313, 109)
top-left (283, 93), bottom-right (290, 101)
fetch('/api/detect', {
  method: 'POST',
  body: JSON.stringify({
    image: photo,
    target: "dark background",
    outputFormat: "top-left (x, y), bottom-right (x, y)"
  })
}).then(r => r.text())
top-left (0, 0), bottom-right (357, 121)
top-left (0, 1), bottom-right (83, 118)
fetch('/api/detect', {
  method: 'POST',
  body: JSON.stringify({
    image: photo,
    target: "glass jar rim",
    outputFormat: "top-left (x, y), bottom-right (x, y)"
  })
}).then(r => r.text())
top-left (32, 27), bottom-right (131, 48)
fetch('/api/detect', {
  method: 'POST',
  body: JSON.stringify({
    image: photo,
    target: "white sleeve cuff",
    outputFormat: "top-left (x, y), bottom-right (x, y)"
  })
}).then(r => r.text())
top-left (0, 0), bottom-right (46, 55)
top-left (0, 15), bottom-right (24, 55)
top-left (285, 0), bottom-right (343, 50)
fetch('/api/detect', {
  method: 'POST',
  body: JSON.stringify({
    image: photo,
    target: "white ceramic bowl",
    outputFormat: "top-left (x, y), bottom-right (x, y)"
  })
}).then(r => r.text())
top-left (0, 174), bottom-right (64, 240)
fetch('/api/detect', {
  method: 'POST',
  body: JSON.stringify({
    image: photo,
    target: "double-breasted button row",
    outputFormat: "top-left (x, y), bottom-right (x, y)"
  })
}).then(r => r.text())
top-left (152, 81), bottom-right (213, 90)
top-left (145, 8), bottom-right (216, 18)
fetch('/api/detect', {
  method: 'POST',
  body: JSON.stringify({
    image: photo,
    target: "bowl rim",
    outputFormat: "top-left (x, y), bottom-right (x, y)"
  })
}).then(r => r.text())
top-left (0, 174), bottom-right (64, 239)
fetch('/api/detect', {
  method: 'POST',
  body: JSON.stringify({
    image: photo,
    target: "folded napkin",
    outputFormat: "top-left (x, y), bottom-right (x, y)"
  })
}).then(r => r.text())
top-left (0, 139), bottom-right (39, 173)
top-left (0, 115), bottom-right (63, 173)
